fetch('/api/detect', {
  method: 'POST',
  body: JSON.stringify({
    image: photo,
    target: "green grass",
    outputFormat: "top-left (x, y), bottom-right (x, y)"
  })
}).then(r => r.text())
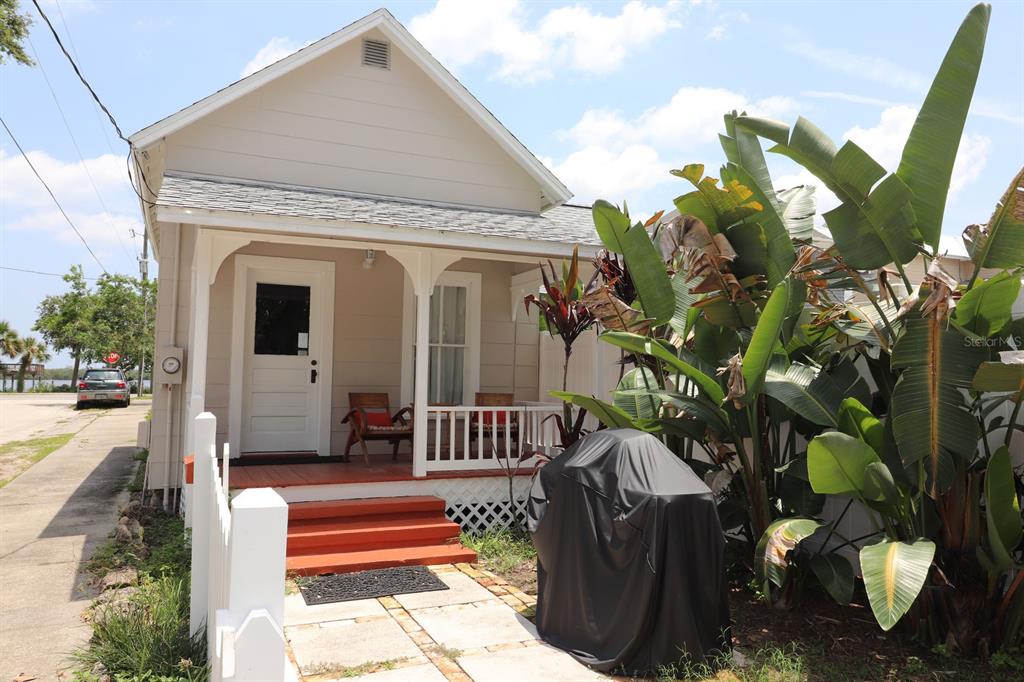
top-left (85, 507), bottom-right (191, 584)
top-left (460, 527), bottom-right (536, 574)
top-left (71, 576), bottom-right (207, 682)
top-left (128, 449), bottom-right (149, 493)
top-left (0, 432), bottom-right (74, 487)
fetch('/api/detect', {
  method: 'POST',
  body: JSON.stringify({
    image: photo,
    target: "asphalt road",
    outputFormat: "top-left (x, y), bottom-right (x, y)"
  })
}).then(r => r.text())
top-left (0, 400), bottom-right (149, 681)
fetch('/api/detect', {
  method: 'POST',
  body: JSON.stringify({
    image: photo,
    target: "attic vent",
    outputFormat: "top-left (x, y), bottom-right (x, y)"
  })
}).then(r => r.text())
top-left (362, 39), bottom-right (390, 69)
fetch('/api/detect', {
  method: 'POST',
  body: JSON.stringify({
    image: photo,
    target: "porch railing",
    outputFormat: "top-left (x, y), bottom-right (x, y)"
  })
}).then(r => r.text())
top-left (423, 403), bottom-right (562, 472)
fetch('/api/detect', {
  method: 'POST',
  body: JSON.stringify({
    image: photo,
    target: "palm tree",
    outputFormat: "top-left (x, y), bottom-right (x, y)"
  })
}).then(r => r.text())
top-left (0, 321), bottom-right (20, 391)
top-left (15, 336), bottom-right (50, 392)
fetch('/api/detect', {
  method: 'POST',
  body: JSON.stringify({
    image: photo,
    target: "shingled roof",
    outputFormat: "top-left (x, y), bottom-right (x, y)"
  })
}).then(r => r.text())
top-left (157, 174), bottom-right (600, 247)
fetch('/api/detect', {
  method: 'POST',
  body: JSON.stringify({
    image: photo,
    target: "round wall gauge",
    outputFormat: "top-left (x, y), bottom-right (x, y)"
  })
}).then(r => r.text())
top-left (161, 356), bottom-right (181, 374)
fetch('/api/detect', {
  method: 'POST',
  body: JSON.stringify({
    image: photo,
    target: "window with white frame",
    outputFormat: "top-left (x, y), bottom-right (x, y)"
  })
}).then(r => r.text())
top-left (402, 271), bottom-right (481, 406)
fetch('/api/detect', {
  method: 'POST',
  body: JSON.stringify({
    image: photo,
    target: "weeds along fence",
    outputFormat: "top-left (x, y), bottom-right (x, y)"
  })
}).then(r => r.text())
top-left (188, 412), bottom-right (292, 682)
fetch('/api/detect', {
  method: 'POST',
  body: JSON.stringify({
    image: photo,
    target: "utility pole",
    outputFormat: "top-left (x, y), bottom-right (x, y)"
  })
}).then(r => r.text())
top-left (138, 227), bottom-right (149, 397)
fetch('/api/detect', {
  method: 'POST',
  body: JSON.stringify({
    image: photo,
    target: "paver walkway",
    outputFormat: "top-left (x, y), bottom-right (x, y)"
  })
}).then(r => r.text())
top-left (0, 403), bottom-right (147, 681)
top-left (285, 564), bottom-right (609, 682)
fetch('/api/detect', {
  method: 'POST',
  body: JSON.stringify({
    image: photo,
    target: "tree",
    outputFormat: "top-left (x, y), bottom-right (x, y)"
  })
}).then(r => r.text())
top-left (0, 320), bottom-right (19, 391)
top-left (14, 335), bottom-right (50, 392)
top-left (88, 273), bottom-right (156, 382)
top-left (0, 0), bottom-right (33, 66)
top-left (35, 266), bottom-right (94, 386)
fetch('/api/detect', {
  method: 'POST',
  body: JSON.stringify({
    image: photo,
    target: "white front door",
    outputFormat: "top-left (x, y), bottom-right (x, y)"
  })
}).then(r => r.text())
top-left (237, 258), bottom-right (334, 454)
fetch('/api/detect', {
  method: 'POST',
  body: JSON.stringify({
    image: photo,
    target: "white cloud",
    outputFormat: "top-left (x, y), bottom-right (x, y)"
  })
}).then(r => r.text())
top-left (802, 90), bottom-right (902, 109)
top-left (843, 105), bottom-right (990, 200)
top-left (409, 0), bottom-right (680, 84)
top-left (241, 37), bottom-right (310, 78)
top-left (563, 87), bottom-right (798, 151)
top-left (8, 209), bottom-right (142, 248)
top-left (547, 144), bottom-right (667, 204)
top-left (0, 150), bottom-right (128, 210)
top-left (0, 149), bottom-right (141, 257)
top-left (706, 25), bottom-right (726, 40)
top-left (788, 41), bottom-right (929, 92)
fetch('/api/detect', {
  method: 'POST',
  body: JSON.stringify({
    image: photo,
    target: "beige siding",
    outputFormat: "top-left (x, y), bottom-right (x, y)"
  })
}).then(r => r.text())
top-left (163, 29), bottom-right (541, 212)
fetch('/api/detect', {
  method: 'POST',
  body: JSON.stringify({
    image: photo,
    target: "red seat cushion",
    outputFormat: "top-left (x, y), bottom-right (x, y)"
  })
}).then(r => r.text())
top-left (365, 412), bottom-right (393, 428)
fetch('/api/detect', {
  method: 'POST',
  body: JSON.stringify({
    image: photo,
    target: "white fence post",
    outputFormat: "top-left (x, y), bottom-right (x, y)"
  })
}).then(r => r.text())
top-left (190, 412), bottom-right (216, 637)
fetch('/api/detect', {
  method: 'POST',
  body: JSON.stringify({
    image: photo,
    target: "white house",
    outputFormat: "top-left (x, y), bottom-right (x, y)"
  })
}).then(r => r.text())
top-left (133, 8), bottom-right (610, 573)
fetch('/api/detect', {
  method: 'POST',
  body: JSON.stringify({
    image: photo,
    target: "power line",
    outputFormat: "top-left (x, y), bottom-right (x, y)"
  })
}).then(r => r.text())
top-left (27, 36), bottom-right (135, 259)
top-left (53, 0), bottom-right (120, 157)
top-left (0, 266), bottom-right (99, 279)
top-left (30, 0), bottom-right (160, 206)
top-left (0, 116), bottom-right (108, 274)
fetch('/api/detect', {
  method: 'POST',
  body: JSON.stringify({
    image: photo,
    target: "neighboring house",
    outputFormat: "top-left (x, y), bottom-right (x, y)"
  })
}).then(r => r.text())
top-left (134, 9), bottom-right (603, 569)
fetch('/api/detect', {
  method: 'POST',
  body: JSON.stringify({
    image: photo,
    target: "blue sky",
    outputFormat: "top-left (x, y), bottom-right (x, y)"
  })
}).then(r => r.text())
top-left (2, 0), bottom-right (1022, 365)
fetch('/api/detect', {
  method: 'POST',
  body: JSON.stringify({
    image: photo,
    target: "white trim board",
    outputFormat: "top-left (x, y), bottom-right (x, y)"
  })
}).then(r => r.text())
top-left (228, 255), bottom-right (335, 458)
top-left (129, 9), bottom-right (570, 209)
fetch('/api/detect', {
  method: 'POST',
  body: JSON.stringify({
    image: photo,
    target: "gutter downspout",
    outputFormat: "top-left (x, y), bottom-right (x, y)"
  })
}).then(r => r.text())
top-left (163, 223), bottom-right (181, 511)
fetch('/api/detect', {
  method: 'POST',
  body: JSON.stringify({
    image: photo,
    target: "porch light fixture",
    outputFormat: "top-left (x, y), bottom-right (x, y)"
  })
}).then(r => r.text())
top-left (362, 249), bottom-right (377, 270)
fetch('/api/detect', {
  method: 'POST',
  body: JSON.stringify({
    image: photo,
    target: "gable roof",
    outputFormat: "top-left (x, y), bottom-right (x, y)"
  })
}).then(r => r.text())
top-left (129, 8), bottom-right (571, 209)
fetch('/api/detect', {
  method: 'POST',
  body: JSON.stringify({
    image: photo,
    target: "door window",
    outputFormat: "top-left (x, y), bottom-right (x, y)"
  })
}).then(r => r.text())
top-left (427, 285), bottom-right (466, 404)
top-left (253, 283), bottom-right (310, 355)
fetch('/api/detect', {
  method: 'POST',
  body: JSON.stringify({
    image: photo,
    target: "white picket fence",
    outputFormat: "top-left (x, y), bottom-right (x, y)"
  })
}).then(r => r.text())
top-left (424, 403), bottom-right (562, 471)
top-left (188, 412), bottom-right (292, 682)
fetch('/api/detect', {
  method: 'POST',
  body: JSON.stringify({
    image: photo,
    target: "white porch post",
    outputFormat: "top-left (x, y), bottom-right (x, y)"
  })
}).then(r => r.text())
top-left (388, 248), bottom-right (461, 478)
top-left (184, 228), bottom-right (212, 457)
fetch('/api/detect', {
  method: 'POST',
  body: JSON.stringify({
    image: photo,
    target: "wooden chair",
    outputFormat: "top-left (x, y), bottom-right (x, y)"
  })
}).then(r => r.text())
top-left (341, 393), bottom-right (413, 464)
top-left (470, 392), bottom-right (519, 454)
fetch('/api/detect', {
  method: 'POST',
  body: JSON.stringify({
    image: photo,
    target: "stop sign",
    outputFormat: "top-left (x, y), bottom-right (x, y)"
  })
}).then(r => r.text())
top-left (105, 352), bottom-right (121, 365)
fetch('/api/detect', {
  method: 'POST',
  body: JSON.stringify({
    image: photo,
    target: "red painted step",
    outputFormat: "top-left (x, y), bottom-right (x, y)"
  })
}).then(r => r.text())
top-left (286, 544), bottom-right (478, 576)
top-left (288, 496), bottom-right (445, 521)
top-left (285, 495), bottom-right (476, 575)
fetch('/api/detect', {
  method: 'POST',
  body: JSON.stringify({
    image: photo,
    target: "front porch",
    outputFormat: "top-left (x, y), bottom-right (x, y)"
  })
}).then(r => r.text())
top-left (177, 224), bottom-right (567, 486)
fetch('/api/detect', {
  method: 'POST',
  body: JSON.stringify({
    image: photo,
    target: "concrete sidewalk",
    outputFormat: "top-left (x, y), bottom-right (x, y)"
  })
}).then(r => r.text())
top-left (285, 564), bottom-right (608, 682)
top-left (0, 403), bottom-right (147, 681)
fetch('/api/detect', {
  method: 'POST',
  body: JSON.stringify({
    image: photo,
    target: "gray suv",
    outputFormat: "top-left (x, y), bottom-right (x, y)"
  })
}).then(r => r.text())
top-left (77, 368), bottom-right (131, 409)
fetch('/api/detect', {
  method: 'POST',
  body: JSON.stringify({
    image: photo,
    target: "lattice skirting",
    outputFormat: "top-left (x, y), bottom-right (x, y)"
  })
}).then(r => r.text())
top-left (429, 476), bottom-right (534, 534)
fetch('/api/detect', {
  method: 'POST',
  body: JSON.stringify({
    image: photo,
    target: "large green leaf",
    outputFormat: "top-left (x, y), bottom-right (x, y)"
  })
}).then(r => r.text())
top-left (953, 271), bottom-right (1021, 337)
top-left (896, 3), bottom-right (991, 252)
top-left (755, 518), bottom-right (823, 589)
top-left (736, 116), bottom-right (919, 270)
top-left (860, 538), bottom-right (935, 631)
top-left (549, 391), bottom-right (635, 429)
top-left (613, 368), bottom-right (661, 420)
top-left (668, 271), bottom-right (699, 339)
top-left (721, 162), bottom-right (796, 287)
top-left (777, 185), bottom-right (816, 243)
top-left (763, 360), bottom-right (845, 427)
top-left (721, 110), bottom-right (778, 211)
top-left (965, 167), bottom-right (1024, 272)
top-left (890, 317), bottom-right (987, 495)
top-left (837, 397), bottom-right (885, 454)
top-left (985, 445), bottom-right (1022, 569)
top-left (807, 431), bottom-right (881, 497)
top-left (973, 360), bottom-right (1024, 399)
top-left (592, 201), bottom-right (675, 325)
top-left (742, 279), bottom-right (802, 403)
top-left (601, 331), bottom-right (725, 404)
top-left (655, 392), bottom-right (731, 438)
top-left (810, 553), bottom-right (855, 606)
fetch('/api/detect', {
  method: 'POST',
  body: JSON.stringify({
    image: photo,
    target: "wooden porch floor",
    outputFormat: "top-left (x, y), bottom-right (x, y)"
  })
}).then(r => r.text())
top-left (228, 453), bottom-right (535, 489)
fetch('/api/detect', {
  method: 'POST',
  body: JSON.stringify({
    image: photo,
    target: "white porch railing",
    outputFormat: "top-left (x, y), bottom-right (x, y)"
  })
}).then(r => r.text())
top-left (423, 403), bottom-right (562, 472)
top-left (189, 412), bottom-right (292, 682)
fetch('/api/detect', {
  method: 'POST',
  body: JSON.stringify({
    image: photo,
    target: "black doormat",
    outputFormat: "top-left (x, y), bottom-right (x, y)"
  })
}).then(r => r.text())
top-left (299, 566), bottom-right (449, 605)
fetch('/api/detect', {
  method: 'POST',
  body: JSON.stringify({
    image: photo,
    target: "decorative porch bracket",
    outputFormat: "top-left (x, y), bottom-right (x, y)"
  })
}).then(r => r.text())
top-left (387, 248), bottom-right (461, 477)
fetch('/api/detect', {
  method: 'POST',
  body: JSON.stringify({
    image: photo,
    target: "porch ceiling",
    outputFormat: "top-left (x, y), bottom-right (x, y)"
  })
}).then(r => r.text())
top-left (156, 173), bottom-right (600, 250)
